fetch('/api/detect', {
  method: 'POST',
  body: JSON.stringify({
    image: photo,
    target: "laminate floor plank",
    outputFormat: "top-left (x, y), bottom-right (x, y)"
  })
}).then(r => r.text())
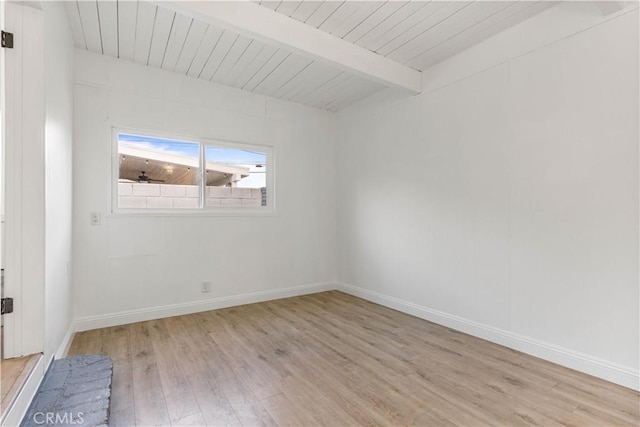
top-left (262, 392), bottom-right (321, 427)
top-left (108, 406), bottom-right (135, 427)
top-left (109, 356), bottom-right (134, 414)
top-left (129, 322), bottom-right (155, 366)
top-left (151, 337), bottom-right (201, 423)
top-left (1, 353), bottom-right (40, 418)
top-left (172, 411), bottom-right (206, 426)
top-left (231, 403), bottom-right (277, 427)
top-left (163, 317), bottom-right (209, 377)
top-left (101, 326), bottom-right (131, 362)
top-left (67, 291), bottom-right (639, 426)
top-left (187, 371), bottom-right (242, 427)
top-left (208, 330), bottom-right (282, 401)
top-left (66, 331), bottom-right (87, 356)
top-left (132, 360), bottom-right (171, 426)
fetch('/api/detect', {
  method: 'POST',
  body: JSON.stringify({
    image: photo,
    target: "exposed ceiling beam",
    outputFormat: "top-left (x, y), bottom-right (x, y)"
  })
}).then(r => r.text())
top-left (159, 1), bottom-right (422, 94)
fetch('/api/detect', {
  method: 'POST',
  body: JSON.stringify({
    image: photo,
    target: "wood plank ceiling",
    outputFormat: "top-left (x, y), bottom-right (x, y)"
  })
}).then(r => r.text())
top-left (64, 1), bottom-right (552, 112)
top-left (257, 1), bottom-right (554, 70)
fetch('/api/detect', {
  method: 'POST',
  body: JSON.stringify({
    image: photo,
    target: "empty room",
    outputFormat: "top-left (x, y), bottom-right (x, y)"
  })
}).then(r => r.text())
top-left (0, 0), bottom-right (638, 426)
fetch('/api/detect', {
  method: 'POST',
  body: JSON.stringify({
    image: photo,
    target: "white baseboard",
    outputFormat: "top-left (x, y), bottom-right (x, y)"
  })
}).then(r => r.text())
top-left (337, 282), bottom-right (640, 392)
top-left (1, 355), bottom-right (44, 427)
top-left (74, 281), bottom-right (336, 332)
top-left (55, 325), bottom-right (76, 359)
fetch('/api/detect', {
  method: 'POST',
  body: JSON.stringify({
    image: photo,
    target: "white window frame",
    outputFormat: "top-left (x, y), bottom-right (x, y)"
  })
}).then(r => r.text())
top-left (111, 127), bottom-right (275, 216)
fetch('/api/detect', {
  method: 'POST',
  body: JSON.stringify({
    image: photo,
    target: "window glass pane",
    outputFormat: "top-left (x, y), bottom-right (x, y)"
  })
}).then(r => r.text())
top-left (117, 133), bottom-right (200, 209)
top-left (204, 146), bottom-right (267, 208)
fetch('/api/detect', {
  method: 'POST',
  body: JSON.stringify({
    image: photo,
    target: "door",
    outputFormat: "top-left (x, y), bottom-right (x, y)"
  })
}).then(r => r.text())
top-left (1, 0), bottom-right (13, 359)
top-left (1, 1), bottom-right (45, 359)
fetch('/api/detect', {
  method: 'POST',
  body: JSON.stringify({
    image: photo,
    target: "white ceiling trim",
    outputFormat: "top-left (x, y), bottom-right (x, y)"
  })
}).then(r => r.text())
top-left (158, 0), bottom-right (422, 94)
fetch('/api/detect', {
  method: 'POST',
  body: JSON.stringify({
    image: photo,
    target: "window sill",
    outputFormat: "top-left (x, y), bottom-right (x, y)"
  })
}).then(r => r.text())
top-left (108, 208), bottom-right (277, 218)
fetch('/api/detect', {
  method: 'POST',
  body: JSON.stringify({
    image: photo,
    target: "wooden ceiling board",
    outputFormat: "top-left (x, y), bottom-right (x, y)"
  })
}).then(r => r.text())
top-left (254, 55), bottom-right (313, 96)
top-left (286, 69), bottom-right (344, 103)
top-left (290, 1), bottom-right (324, 23)
top-left (309, 75), bottom-right (363, 109)
top-left (197, 30), bottom-right (238, 80)
top-left (279, 61), bottom-right (339, 101)
top-left (328, 85), bottom-right (383, 111)
top-left (117, 0), bottom-right (138, 61)
top-left (275, 1), bottom-right (303, 17)
top-left (242, 49), bottom-right (292, 92)
top-left (259, 1), bottom-right (282, 11)
top-left (305, 1), bottom-right (346, 28)
top-left (272, 60), bottom-right (324, 99)
top-left (300, 73), bottom-right (355, 107)
top-left (352, 1), bottom-right (426, 48)
top-left (388, 1), bottom-right (513, 63)
top-left (341, 1), bottom-right (406, 44)
top-left (97, 0), bottom-right (118, 58)
top-left (64, 1), bottom-right (87, 50)
top-left (173, 20), bottom-right (208, 75)
top-left (216, 39), bottom-right (263, 87)
top-left (293, 71), bottom-right (350, 105)
top-left (324, 2), bottom-right (387, 39)
top-left (185, 26), bottom-right (223, 78)
top-left (364, 2), bottom-right (450, 53)
top-left (77, 0), bottom-right (102, 54)
top-left (233, 44), bottom-right (279, 89)
top-left (325, 81), bottom-right (383, 111)
top-left (319, 78), bottom-right (371, 109)
top-left (210, 35), bottom-right (254, 84)
top-left (147, 7), bottom-right (176, 68)
top-left (160, 14), bottom-right (193, 71)
top-left (119, 155), bottom-right (233, 186)
top-left (132, 1), bottom-right (157, 65)
top-left (316, 1), bottom-right (364, 35)
top-left (374, 2), bottom-right (470, 56)
top-left (120, 157), bottom-right (197, 186)
top-left (410, 1), bottom-right (552, 69)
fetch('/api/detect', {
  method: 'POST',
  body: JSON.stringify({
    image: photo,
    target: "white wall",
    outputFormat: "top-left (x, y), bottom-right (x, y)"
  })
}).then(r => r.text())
top-left (43, 1), bottom-right (74, 360)
top-left (337, 3), bottom-right (639, 389)
top-left (72, 51), bottom-right (337, 327)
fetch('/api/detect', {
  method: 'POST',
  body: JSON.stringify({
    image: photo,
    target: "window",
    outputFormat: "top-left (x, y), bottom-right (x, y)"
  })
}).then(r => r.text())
top-left (114, 129), bottom-right (272, 212)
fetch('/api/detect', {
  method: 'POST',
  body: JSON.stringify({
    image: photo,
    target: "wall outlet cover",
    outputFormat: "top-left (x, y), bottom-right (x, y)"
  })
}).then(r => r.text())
top-left (90, 212), bottom-right (101, 225)
top-left (201, 281), bottom-right (211, 293)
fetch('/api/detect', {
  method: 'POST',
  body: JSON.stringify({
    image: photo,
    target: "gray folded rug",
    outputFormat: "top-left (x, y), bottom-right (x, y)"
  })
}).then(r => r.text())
top-left (21, 354), bottom-right (112, 427)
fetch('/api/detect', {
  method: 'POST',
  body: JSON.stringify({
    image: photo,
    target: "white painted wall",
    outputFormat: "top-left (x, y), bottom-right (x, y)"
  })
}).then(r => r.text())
top-left (42, 1), bottom-right (74, 360)
top-left (337, 3), bottom-right (639, 389)
top-left (72, 51), bottom-right (337, 326)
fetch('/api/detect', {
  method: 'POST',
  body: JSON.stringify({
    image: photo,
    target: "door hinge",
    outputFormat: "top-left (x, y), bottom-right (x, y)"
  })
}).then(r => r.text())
top-left (1, 298), bottom-right (13, 314)
top-left (2, 31), bottom-right (14, 48)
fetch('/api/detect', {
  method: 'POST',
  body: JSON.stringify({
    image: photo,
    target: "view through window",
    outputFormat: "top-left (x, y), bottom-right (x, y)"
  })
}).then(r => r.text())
top-left (116, 131), bottom-right (269, 210)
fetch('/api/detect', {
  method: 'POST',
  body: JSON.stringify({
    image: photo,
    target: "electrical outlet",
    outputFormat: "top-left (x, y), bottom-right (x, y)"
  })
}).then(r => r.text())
top-left (90, 212), bottom-right (101, 225)
top-left (201, 281), bottom-right (211, 293)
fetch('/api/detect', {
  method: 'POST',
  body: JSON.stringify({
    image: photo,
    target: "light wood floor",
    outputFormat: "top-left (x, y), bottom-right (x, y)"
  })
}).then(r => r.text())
top-left (1, 353), bottom-right (40, 418)
top-left (68, 291), bottom-right (640, 427)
